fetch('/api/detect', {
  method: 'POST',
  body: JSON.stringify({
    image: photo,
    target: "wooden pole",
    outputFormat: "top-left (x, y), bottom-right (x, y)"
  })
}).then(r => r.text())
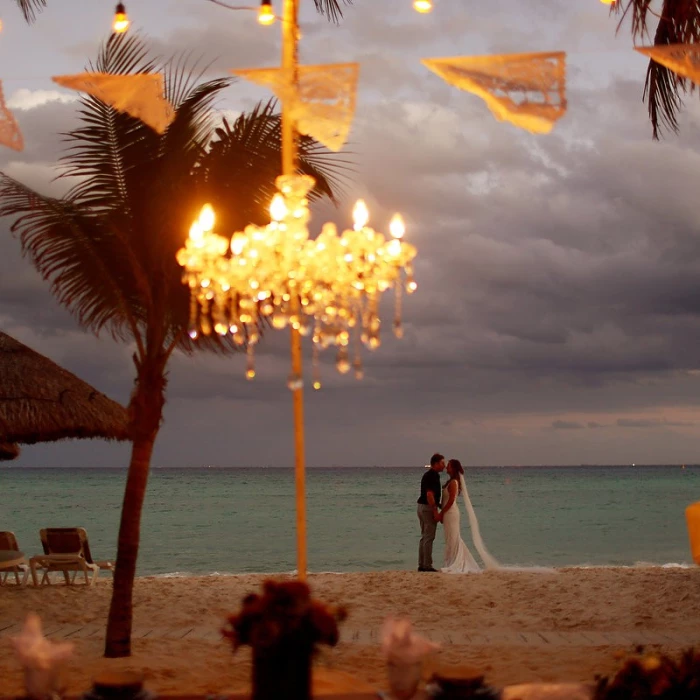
top-left (281, 0), bottom-right (307, 581)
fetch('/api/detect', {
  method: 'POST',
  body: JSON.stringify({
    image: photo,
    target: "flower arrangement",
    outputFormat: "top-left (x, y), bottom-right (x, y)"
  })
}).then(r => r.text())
top-left (593, 647), bottom-right (700, 699)
top-left (223, 580), bottom-right (347, 700)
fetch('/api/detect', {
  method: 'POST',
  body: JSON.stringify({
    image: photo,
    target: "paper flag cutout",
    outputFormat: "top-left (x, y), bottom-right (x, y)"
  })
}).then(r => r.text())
top-left (423, 52), bottom-right (567, 134)
top-left (636, 44), bottom-right (700, 84)
top-left (0, 81), bottom-right (24, 151)
top-left (232, 63), bottom-right (359, 151)
top-left (52, 73), bottom-right (174, 134)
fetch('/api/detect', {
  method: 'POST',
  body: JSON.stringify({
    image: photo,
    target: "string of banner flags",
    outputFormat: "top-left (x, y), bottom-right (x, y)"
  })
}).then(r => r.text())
top-left (1, 3), bottom-right (700, 153)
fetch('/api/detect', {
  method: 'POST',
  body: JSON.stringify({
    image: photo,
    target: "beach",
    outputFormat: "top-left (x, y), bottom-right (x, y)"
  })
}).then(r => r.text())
top-left (2, 567), bottom-right (700, 694)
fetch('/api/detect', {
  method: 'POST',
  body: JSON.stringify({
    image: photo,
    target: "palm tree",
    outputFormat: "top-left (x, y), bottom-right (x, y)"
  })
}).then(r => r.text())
top-left (0, 33), bottom-right (346, 658)
top-left (614, 0), bottom-right (700, 139)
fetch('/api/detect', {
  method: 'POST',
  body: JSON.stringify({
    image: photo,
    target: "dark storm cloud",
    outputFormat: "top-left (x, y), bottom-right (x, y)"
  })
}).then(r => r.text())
top-left (2, 1), bottom-right (700, 466)
top-left (617, 418), bottom-right (696, 429)
top-left (550, 420), bottom-right (584, 430)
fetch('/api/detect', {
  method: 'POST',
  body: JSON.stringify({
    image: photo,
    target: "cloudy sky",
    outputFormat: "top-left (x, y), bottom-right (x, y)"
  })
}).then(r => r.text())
top-left (2, 0), bottom-right (700, 468)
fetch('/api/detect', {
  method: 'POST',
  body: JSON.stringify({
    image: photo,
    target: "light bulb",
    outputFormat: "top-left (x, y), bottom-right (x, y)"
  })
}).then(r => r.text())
top-left (198, 203), bottom-right (215, 231)
top-left (353, 199), bottom-right (369, 230)
top-left (600, 0), bottom-right (616, 4)
top-left (270, 193), bottom-right (287, 221)
top-left (413, 0), bottom-right (433, 13)
top-left (112, 3), bottom-right (129, 33)
top-left (389, 213), bottom-right (405, 239)
top-left (258, 0), bottom-right (275, 25)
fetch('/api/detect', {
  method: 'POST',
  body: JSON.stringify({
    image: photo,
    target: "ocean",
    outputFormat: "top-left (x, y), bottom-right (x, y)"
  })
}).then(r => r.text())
top-left (1, 466), bottom-right (698, 575)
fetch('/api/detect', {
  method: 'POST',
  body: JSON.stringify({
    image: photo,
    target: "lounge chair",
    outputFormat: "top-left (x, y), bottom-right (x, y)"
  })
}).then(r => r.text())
top-left (0, 531), bottom-right (29, 585)
top-left (29, 527), bottom-right (114, 586)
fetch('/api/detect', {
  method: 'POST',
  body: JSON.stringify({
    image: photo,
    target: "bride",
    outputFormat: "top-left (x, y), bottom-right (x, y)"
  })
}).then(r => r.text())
top-left (439, 459), bottom-right (481, 573)
top-left (438, 460), bottom-right (548, 574)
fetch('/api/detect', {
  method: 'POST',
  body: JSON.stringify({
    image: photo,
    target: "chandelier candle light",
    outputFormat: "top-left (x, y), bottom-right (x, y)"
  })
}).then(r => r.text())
top-left (177, 0), bottom-right (418, 580)
top-left (177, 181), bottom-right (417, 384)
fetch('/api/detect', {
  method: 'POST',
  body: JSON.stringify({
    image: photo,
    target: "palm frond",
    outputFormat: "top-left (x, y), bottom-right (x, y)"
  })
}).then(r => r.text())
top-left (163, 51), bottom-right (219, 110)
top-left (313, 0), bottom-right (352, 23)
top-left (615, 0), bottom-right (700, 138)
top-left (0, 174), bottom-right (143, 342)
top-left (196, 99), bottom-right (352, 234)
top-left (13, 0), bottom-right (46, 22)
top-left (160, 77), bottom-right (231, 161)
top-left (58, 33), bottom-right (161, 212)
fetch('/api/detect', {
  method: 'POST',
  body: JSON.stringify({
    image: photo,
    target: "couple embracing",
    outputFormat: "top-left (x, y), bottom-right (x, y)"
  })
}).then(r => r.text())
top-left (417, 453), bottom-right (490, 574)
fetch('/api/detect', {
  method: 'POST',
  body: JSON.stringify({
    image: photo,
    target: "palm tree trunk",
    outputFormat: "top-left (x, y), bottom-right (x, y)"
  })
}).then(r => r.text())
top-left (104, 355), bottom-right (166, 658)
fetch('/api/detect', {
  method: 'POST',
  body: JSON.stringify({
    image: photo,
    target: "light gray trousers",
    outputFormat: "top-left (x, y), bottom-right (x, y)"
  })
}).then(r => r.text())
top-left (417, 503), bottom-right (437, 569)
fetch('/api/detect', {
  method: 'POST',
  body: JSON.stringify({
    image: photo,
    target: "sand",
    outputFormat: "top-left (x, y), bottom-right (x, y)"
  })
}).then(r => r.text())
top-left (1, 568), bottom-right (700, 695)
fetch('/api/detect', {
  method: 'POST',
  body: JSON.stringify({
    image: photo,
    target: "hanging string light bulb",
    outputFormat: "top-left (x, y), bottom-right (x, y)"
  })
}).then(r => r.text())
top-left (413, 0), bottom-right (433, 13)
top-left (258, 0), bottom-right (276, 26)
top-left (112, 3), bottom-right (130, 33)
top-left (600, 0), bottom-right (616, 4)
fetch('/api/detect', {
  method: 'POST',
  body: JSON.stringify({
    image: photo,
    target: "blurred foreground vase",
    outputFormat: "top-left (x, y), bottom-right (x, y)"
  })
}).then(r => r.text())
top-left (24, 666), bottom-right (62, 700)
top-left (252, 634), bottom-right (313, 699)
top-left (386, 659), bottom-right (424, 699)
top-left (82, 671), bottom-right (155, 700)
top-left (685, 502), bottom-right (700, 565)
top-left (11, 614), bottom-right (73, 700)
top-left (381, 618), bottom-right (439, 700)
top-left (224, 580), bottom-right (346, 700)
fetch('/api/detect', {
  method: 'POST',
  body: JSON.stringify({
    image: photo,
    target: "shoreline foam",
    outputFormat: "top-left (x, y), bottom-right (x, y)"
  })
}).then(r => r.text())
top-left (146, 562), bottom-right (694, 577)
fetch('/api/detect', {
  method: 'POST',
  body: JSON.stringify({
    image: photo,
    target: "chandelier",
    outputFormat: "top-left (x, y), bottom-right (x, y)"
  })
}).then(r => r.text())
top-left (176, 174), bottom-right (418, 389)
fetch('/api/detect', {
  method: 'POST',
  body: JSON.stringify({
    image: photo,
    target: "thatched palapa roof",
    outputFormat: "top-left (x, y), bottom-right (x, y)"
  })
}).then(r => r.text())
top-left (0, 331), bottom-right (130, 445)
top-left (0, 441), bottom-right (20, 461)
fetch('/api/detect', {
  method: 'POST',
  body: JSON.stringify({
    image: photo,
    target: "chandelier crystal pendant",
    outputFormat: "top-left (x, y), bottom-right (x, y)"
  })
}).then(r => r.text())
top-left (176, 174), bottom-right (417, 388)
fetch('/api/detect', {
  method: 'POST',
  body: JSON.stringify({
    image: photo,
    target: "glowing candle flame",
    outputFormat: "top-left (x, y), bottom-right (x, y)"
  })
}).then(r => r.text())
top-left (231, 233), bottom-right (247, 256)
top-left (189, 221), bottom-right (204, 244)
top-left (353, 200), bottom-right (369, 230)
top-left (389, 214), bottom-right (405, 239)
top-left (270, 193), bottom-right (287, 221)
top-left (198, 203), bottom-right (215, 231)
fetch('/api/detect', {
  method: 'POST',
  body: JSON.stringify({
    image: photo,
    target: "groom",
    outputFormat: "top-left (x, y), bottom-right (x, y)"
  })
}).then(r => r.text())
top-left (417, 453), bottom-right (445, 572)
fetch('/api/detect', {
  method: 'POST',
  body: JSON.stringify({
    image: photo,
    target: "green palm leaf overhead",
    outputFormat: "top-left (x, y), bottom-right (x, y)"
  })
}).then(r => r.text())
top-left (615, 0), bottom-right (700, 139)
top-left (13, 0), bottom-right (46, 22)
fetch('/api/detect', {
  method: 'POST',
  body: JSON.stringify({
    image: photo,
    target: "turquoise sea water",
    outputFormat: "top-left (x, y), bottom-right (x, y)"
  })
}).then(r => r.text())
top-left (1, 466), bottom-right (698, 575)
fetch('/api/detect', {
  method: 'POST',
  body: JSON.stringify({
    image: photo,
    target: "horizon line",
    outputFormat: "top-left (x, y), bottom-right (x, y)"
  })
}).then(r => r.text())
top-left (4, 463), bottom-right (698, 469)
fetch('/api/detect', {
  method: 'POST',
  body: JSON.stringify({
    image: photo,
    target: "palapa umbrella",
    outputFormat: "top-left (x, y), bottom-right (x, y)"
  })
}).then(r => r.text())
top-left (0, 441), bottom-right (20, 460)
top-left (0, 331), bottom-right (130, 449)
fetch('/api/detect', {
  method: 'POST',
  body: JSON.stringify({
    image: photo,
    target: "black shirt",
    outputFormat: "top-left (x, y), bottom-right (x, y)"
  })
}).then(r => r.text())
top-left (417, 469), bottom-right (441, 506)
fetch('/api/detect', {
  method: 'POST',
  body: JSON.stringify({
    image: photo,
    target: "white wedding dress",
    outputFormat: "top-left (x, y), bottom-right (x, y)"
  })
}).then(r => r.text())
top-left (438, 474), bottom-right (553, 574)
top-left (440, 482), bottom-right (482, 574)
